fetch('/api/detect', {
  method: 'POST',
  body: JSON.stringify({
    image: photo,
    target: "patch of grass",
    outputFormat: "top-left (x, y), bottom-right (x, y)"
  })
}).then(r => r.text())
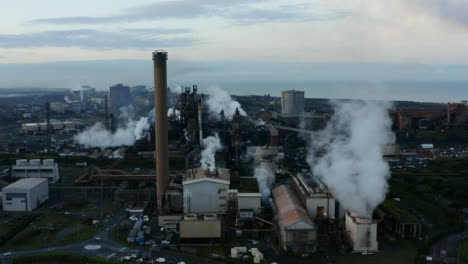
top-left (0, 214), bottom-right (82, 251)
top-left (0, 228), bottom-right (59, 252)
top-left (381, 200), bottom-right (420, 223)
top-left (103, 202), bottom-right (122, 217)
top-left (34, 214), bottom-right (78, 228)
top-left (55, 225), bottom-right (100, 246)
top-left (111, 224), bottom-right (131, 245)
top-left (458, 239), bottom-right (468, 264)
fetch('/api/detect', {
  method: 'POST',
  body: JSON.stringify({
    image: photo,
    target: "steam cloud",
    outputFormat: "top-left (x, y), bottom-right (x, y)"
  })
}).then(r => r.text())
top-left (200, 133), bottom-right (223, 172)
top-left (74, 106), bottom-right (149, 149)
top-left (306, 101), bottom-right (395, 217)
top-left (205, 86), bottom-right (246, 119)
top-left (254, 166), bottom-right (276, 203)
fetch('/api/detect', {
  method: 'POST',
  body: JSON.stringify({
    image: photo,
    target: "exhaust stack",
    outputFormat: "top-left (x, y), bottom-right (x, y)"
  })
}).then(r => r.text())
top-left (153, 50), bottom-right (169, 208)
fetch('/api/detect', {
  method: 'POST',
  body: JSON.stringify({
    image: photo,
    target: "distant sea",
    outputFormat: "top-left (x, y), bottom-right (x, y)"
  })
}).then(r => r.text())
top-left (184, 80), bottom-right (467, 103)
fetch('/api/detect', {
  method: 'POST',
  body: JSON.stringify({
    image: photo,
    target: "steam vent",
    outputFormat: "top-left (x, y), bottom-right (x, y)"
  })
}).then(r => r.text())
top-left (153, 50), bottom-right (169, 208)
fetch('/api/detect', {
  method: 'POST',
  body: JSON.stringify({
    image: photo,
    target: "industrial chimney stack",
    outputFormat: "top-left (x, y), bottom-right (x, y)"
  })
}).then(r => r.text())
top-left (153, 50), bottom-right (169, 209)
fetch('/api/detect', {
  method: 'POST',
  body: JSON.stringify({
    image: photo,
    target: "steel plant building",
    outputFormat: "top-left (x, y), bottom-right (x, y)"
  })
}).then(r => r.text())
top-left (2, 178), bottom-right (49, 212)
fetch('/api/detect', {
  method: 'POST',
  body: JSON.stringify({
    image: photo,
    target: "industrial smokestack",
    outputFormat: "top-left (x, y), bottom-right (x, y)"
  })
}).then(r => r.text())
top-left (153, 50), bottom-right (169, 209)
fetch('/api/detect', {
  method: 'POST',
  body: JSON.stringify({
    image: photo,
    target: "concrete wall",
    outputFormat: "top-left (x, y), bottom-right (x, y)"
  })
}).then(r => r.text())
top-left (238, 193), bottom-right (261, 214)
top-left (345, 213), bottom-right (378, 253)
top-left (183, 181), bottom-right (229, 214)
top-left (179, 220), bottom-right (221, 239)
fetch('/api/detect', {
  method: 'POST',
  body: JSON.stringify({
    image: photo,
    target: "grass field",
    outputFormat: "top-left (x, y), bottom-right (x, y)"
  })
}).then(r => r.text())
top-left (459, 239), bottom-right (468, 264)
top-left (0, 214), bottom-right (82, 251)
top-left (111, 224), bottom-right (131, 245)
top-left (55, 225), bottom-right (100, 246)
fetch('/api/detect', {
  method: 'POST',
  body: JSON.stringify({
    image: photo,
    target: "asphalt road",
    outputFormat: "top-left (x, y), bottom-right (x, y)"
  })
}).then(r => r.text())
top-left (430, 230), bottom-right (468, 264)
top-left (6, 210), bottom-right (221, 264)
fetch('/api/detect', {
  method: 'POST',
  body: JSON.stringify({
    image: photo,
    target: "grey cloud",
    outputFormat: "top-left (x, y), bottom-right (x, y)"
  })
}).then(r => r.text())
top-left (0, 29), bottom-right (195, 49)
top-left (29, 0), bottom-right (348, 25)
top-left (410, 0), bottom-right (468, 28)
top-left (229, 5), bottom-right (350, 25)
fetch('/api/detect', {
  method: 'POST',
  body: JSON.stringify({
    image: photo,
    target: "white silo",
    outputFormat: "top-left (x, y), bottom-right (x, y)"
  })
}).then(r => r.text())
top-left (281, 90), bottom-right (304, 117)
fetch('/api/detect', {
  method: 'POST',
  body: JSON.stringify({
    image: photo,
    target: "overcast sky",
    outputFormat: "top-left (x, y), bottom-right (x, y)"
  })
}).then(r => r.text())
top-left (1, 0), bottom-right (468, 101)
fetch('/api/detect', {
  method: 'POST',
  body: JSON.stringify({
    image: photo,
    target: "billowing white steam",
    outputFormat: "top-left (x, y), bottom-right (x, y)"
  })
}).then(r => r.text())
top-left (206, 86), bottom-right (246, 119)
top-left (306, 101), bottom-right (395, 217)
top-left (167, 108), bottom-right (181, 119)
top-left (254, 166), bottom-right (275, 202)
top-left (200, 133), bottom-right (223, 172)
top-left (74, 107), bottom-right (149, 149)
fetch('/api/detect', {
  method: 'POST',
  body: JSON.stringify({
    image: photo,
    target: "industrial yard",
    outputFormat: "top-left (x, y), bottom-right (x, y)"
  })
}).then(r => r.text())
top-left (0, 51), bottom-right (467, 264)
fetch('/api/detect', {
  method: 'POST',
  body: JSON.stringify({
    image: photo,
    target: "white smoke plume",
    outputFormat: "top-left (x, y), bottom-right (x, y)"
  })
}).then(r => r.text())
top-left (167, 108), bottom-right (181, 119)
top-left (200, 133), bottom-right (223, 172)
top-left (74, 107), bottom-right (149, 149)
top-left (254, 166), bottom-right (276, 203)
top-left (306, 100), bottom-right (395, 217)
top-left (205, 86), bottom-right (246, 119)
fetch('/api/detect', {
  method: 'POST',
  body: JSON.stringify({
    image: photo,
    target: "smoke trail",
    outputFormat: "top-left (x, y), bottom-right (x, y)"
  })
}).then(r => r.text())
top-left (167, 108), bottom-right (181, 119)
top-left (200, 133), bottom-right (223, 172)
top-left (205, 86), bottom-right (246, 119)
top-left (74, 107), bottom-right (149, 149)
top-left (254, 166), bottom-right (275, 203)
top-left (306, 100), bottom-right (395, 217)
top-left (147, 108), bottom-right (180, 124)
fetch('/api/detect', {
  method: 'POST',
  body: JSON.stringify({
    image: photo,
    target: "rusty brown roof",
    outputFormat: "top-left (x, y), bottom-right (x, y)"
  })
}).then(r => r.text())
top-left (273, 185), bottom-right (314, 229)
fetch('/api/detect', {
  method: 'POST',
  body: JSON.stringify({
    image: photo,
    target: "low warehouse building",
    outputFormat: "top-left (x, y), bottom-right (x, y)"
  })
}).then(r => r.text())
top-left (12, 159), bottom-right (60, 183)
top-left (2, 178), bottom-right (49, 212)
top-left (273, 185), bottom-right (317, 254)
top-left (183, 168), bottom-right (230, 214)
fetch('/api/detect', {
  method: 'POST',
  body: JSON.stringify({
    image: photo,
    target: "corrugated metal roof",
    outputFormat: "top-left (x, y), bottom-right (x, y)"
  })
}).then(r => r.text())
top-left (273, 185), bottom-right (314, 229)
top-left (2, 178), bottom-right (47, 190)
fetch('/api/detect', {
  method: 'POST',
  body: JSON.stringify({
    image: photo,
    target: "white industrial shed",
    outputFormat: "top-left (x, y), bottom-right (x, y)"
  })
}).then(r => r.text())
top-left (2, 178), bottom-right (49, 212)
top-left (183, 168), bottom-right (230, 214)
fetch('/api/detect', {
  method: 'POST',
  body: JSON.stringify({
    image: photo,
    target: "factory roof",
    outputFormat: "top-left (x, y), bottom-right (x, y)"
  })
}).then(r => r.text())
top-left (183, 168), bottom-right (230, 185)
top-left (2, 178), bottom-right (47, 190)
top-left (294, 173), bottom-right (330, 196)
top-left (273, 185), bottom-right (314, 229)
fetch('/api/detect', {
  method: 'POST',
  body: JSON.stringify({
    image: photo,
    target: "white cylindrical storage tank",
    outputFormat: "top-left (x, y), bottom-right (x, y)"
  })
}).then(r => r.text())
top-left (184, 214), bottom-right (197, 220)
top-left (281, 90), bottom-right (304, 116)
top-left (16, 159), bottom-right (28, 166)
top-left (29, 159), bottom-right (41, 166)
top-left (43, 159), bottom-right (54, 166)
top-left (203, 214), bottom-right (217, 221)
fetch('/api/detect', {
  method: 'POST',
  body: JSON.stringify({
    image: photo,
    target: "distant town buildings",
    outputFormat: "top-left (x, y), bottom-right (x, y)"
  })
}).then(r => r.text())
top-left (109, 84), bottom-right (132, 116)
top-left (2, 178), bottom-right (49, 212)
